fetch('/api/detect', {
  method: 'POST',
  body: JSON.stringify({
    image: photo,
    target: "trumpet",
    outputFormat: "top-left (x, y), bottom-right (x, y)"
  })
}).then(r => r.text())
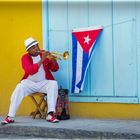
top-left (38, 50), bottom-right (69, 61)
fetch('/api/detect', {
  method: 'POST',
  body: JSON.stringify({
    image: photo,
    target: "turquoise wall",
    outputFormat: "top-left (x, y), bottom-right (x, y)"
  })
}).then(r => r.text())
top-left (42, 0), bottom-right (140, 104)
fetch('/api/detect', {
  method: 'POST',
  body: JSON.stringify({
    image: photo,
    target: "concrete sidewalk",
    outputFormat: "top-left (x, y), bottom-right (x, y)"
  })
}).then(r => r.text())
top-left (0, 116), bottom-right (140, 139)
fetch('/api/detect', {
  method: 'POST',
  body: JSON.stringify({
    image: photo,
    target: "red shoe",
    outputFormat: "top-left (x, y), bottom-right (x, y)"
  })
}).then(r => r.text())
top-left (46, 114), bottom-right (59, 123)
top-left (1, 116), bottom-right (14, 125)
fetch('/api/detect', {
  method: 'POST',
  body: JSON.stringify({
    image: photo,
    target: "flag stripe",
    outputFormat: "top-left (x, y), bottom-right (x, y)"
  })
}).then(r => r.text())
top-left (73, 42), bottom-right (83, 93)
top-left (76, 50), bottom-right (89, 89)
top-left (71, 34), bottom-right (78, 93)
top-left (80, 42), bottom-right (96, 91)
top-left (75, 42), bottom-right (83, 89)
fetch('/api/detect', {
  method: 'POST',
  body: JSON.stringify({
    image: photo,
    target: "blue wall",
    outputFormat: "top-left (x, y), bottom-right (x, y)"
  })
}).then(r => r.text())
top-left (42, 0), bottom-right (140, 103)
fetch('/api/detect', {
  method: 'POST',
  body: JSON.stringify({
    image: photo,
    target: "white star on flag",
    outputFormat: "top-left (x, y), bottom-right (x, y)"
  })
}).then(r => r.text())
top-left (84, 35), bottom-right (91, 44)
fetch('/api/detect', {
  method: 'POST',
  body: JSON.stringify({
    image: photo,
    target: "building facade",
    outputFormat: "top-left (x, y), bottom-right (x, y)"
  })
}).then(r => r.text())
top-left (1, 0), bottom-right (140, 119)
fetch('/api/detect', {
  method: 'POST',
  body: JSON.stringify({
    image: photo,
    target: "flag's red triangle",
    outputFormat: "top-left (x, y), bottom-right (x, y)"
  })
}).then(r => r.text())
top-left (73, 28), bottom-right (102, 53)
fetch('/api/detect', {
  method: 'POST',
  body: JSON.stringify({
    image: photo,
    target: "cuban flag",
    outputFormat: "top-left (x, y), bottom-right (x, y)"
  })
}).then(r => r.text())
top-left (71, 26), bottom-right (103, 93)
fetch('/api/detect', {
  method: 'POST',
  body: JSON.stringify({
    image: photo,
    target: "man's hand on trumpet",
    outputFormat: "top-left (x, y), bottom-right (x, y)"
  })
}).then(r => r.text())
top-left (37, 51), bottom-right (50, 67)
top-left (39, 51), bottom-right (57, 67)
top-left (41, 51), bottom-right (51, 62)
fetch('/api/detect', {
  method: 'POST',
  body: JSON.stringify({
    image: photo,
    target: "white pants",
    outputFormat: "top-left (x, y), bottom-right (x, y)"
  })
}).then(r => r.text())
top-left (8, 79), bottom-right (58, 117)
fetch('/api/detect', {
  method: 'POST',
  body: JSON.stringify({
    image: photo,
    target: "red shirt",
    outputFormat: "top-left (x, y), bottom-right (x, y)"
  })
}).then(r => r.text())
top-left (21, 51), bottom-right (59, 80)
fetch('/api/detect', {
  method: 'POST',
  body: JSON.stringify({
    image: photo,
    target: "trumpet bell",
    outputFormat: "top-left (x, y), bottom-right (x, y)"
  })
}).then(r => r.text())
top-left (63, 51), bottom-right (69, 60)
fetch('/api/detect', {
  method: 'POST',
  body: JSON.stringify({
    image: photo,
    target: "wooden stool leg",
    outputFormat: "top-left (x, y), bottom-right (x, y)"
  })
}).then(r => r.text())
top-left (30, 96), bottom-right (45, 119)
top-left (41, 100), bottom-right (47, 119)
top-left (29, 93), bottom-right (48, 119)
top-left (38, 96), bottom-right (47, 119)
top-left (34, 97), bottom-right (44, 118)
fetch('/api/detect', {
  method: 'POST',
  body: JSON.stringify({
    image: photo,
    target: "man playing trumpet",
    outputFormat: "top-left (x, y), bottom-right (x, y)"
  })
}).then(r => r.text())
top-left (1, 37), bottom-right (59, 124)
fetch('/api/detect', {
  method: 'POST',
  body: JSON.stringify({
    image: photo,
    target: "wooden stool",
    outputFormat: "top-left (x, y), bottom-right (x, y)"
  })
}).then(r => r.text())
top-left (29, 93), bottom-right (47, 119)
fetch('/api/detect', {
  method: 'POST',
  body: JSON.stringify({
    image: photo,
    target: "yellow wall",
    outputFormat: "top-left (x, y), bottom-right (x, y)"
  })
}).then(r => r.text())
top-left (0, 0), bottom-right (42, 115)
top-left (70, 103), bottom-right (140, 120)
top-left (1, 0), bottom-right (140, 120)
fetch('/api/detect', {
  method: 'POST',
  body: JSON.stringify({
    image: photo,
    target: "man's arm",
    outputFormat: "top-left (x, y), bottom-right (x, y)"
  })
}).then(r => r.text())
top-left (21, 55), bottom-right (39, 75)
top-left (46, 59), bottom-right (59, 72)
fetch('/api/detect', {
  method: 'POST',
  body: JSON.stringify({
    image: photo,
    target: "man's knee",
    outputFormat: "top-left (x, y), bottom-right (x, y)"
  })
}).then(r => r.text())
top-left (51, 80), bottom-right (58, 88)
top-left (16, 83), bottom-right (21, 89)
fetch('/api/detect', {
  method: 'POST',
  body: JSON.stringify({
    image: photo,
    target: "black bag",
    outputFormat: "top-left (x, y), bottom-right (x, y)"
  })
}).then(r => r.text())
top-left (56, 88), bottom-right (70, 120)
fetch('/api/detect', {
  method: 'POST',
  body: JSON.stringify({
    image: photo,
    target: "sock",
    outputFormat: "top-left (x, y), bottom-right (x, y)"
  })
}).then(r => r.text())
top-left (8, 116), bottom-right (14, 120)
top-left (48, 111), bottom-right (54, 115)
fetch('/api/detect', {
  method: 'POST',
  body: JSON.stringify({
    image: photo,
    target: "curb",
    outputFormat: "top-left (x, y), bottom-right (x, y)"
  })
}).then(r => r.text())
top-left (0, 125), bottom-right (140, 139)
